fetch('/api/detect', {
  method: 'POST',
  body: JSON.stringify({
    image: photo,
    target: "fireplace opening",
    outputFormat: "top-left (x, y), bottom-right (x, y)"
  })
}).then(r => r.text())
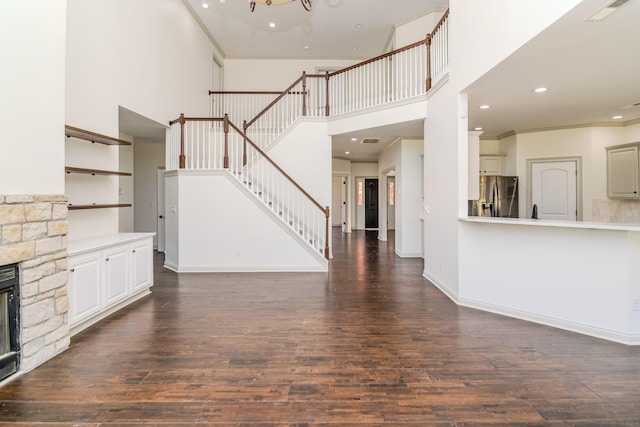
top-left (0, 263), bottom-right (19, 382)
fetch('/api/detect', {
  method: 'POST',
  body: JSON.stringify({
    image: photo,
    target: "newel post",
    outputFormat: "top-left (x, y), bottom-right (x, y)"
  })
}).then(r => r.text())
top-left (223, 114), bottom-right (229, 169)
top-left (302, 71), bottom-right (307, 117)
top-left (425, 33), bottom-right (433, 91)
top-left (324, 71), bottom-right (330, 117)
top-left (242, 120), bottom-right (248, 166)
top-left (324, 206), bottom-right (330, 260)
top-left (178, 113), bottom-right (186, 169)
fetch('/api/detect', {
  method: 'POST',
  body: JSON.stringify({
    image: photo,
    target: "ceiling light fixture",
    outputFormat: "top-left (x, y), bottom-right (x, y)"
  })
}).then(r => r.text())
top-left (479, 105), bottom-right (491, 109)
top-left (249, 0), bottom-right (312, 12)
top-left (612, 115), bottom-right (623, 119)
top-left (533, 87), bottom-right (548, 93)
top-left (269, 22), bottom-right (276, 28)
top-left (201, 1), bottom-right (209, 8)
top-left (345, 151), bottom-right (350, 155)
top-left (350, 138), bottom-right (358, 141)
top-left (474, 127), bottom-right (483, 131)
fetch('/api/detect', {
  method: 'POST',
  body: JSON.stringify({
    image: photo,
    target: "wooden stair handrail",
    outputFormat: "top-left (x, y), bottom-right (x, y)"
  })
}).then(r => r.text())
top-left (244, 74), bottom-right (305, 129)
top-left (228, 119), bottom-right (330, 260)
top-left (227, 119), bottom-right (325, 214)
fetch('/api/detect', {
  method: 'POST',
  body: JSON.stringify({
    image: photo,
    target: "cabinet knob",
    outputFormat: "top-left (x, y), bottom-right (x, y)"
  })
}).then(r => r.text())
top-left (70, 268), bottom-right (75, 273)
top-left (132, 250), bottom-right (136, 253)
top-left (105, 258), bottom-right (109, 261)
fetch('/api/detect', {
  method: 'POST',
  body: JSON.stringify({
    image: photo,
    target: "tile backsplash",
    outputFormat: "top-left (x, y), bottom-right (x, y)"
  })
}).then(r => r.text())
top-left (592, 198), bottom-right (640, 223)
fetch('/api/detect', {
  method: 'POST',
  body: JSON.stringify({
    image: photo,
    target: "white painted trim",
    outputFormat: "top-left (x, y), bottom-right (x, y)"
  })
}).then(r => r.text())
top-left (422, 272), bottom-right (459, 304)
top-left (163, 261), bottom-right (179, 272)
top-left (328, 95), bottom-right (428, 123)
top-left (171, 265), bottom-right (328, 273)
top-left (423, 270), bottom-right (640, 346)
top-left (395, 250), bottom-right (423, 258)
top-left (458, 297), bottom-right (640, 346)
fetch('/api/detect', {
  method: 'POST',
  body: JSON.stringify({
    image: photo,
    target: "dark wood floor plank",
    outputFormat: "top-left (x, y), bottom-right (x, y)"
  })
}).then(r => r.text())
top-left (1, 229), bottom-right (640, 425)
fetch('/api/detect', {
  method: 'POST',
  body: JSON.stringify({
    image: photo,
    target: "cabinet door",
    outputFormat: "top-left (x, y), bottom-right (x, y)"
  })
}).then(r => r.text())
top-left (608, 146), bottom-right (639, 198)
top-left (103, 245), bottom-right (129, 308)
top-left (131, 239), bottom-right (153, 293)
top-left (480, 156), bottom-right (503, 176)
top-left (68, 253), bottom-right (101, 325)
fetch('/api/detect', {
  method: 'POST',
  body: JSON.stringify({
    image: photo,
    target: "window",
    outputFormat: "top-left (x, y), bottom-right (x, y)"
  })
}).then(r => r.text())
top-left (388, 181), bottom-right (395, 206)
top-left (357, 181), bottom-right (363, 206)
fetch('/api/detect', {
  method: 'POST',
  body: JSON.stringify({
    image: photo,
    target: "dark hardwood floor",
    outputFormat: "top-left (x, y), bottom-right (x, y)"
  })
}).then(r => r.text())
top-left (1, 229), bottom-right (640, 425)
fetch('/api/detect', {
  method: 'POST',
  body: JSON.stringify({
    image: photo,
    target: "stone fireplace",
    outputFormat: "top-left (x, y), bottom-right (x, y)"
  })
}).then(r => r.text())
top-left (0, 195), bottom-right (70, 380)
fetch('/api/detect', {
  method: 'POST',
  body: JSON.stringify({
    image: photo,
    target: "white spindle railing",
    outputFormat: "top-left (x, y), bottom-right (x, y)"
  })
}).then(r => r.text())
top-left (429, 9), bottom-right (450, 87)
top-left (167, 116), bottom-right (329, 259)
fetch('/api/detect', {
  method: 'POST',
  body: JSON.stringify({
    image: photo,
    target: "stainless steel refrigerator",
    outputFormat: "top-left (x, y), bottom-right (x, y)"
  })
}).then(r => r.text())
top-left (468, 176), bottom-right (519, 218)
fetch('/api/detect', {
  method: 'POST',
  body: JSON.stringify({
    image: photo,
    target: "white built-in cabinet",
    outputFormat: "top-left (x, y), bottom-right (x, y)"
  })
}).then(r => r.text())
top-left (607, 143), bottom-right (639, 199)
top-left (68, 233), bottom-right (154, 335)
top-left (479, 155), bottom-right (504, 176)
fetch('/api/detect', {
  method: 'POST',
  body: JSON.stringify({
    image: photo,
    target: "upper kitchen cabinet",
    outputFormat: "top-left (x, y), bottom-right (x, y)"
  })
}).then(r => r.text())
top-left (607, 143), bottom-right (639, 199)
top-left (480, 155), bottom-right (505, 176)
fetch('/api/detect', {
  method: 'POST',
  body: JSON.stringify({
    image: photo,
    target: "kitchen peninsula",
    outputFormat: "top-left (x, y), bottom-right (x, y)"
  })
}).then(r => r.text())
top-left (454, 216), bottom-right (640, 345)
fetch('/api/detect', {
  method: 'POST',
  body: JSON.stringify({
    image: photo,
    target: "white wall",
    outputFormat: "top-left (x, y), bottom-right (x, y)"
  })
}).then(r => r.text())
top-left (119, 133), bottom-right (134, 233)
top-left (423, 82), bottom-right (460, 297)
top-left (134, 141), bottom-right (166, 248)
top-left (265, 120), bottom-right (331, 209)
top-left (65, 0), bottom-right (214, 240)
top-left (0, 0), bottom-right (66, 195)
top-left (452, 0), bottom-right (582, 91)
top-left (223, 59), bottom-right (357, 91)
top-left (167, 171), bottom-right (326, 272)
top-left (394, 10), bottom-right (444, 48)
top-left (399, 139), bottom-right (424, 257)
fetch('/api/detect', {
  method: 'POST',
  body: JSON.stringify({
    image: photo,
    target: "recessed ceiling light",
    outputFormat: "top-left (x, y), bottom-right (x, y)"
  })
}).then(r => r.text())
top-left (479, 105), bottom-right (491, 109)
top-left (269, 22), bottom-right (276, 28)
top-left (355, 24), bottom-right (363, 29)
top-left (612, 115), bottom-right (623, 119)
top-left (533, 87), bottom-right (548, 93)
top-left (304, 45), bottom-right (310, 50)
top-left (350, 138), bottom-right (358, 142)
top-left (201, 1), bottom-right (209, 8)
top-left (345, 151), bottom-right (350, 155)
top-left (474, 127), bottom-right (483, 131)
top-left (352, 47), bottom-right (358, 51)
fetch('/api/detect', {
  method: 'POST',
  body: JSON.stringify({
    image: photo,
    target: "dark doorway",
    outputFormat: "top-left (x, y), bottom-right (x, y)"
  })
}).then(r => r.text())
top-left (364, 179), bottom-right (379, 229)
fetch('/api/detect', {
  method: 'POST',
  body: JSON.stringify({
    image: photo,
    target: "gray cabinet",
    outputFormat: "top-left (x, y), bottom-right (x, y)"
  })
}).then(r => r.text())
top-left (607, 144), bottom-right (639, 199)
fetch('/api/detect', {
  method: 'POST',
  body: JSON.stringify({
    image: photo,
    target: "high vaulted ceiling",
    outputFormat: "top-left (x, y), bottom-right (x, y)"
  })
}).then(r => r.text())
top-left (187, 0), bottom-right (449, 59)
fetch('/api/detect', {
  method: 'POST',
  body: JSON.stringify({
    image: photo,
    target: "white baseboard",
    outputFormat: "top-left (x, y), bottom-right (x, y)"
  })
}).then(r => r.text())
top-left (169, 265), bottom-right (328, 273)
top-left (422, 271), bottom-right (640, 346)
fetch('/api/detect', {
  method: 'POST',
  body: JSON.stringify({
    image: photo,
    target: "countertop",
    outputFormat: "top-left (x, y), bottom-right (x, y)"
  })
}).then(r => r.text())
top-left (459, 216), bottom-right (640, 232)
top-left (68, 233), bottom-right (156, 256)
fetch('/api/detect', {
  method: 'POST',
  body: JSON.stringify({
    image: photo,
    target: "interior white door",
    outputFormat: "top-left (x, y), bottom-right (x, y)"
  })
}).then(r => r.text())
top-left (157, 169), bottom-right (166, 252)
top-left (531, 161), bottom-right (577, 221)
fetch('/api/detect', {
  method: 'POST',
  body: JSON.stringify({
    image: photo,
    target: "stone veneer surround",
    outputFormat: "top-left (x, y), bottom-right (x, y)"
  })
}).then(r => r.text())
top-left (0, 194), bottom-right (70, 374)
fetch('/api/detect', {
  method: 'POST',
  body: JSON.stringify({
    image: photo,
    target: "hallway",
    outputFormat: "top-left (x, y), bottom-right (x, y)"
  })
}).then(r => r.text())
top-left (1, 229), bottom-right (640, 425)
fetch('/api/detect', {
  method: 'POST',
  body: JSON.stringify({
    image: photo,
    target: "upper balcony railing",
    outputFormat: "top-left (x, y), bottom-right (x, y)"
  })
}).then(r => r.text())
top-left (208, 9), bottom-right (450, 150)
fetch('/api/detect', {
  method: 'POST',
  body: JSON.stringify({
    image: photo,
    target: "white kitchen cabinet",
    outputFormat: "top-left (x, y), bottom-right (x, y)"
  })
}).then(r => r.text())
top-left (68, 253), bottom-right (101, 325)
top-left (607, 144), bottom-right (639, 199)
top-left (131, 240), bottom-right (153, 293)
top-left (68, 233), bottom-right (155, 335)
top-left (480, 155), bottom-right (504, 176)
top-left (103, 245), bottom-right (129, 308)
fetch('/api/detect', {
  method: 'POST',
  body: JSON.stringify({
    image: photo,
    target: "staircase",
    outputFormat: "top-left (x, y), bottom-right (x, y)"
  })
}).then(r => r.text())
top-left (166, 10), bottom-right (449, 271)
